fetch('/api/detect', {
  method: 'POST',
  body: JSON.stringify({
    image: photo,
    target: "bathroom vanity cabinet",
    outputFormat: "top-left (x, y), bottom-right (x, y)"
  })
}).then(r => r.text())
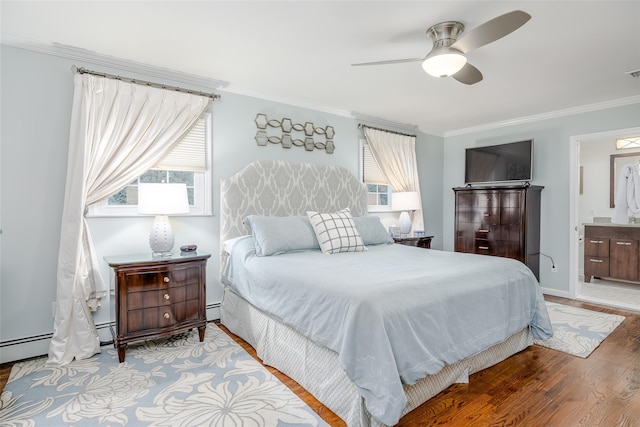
top-left (584, 224), bottom-right (640, 283)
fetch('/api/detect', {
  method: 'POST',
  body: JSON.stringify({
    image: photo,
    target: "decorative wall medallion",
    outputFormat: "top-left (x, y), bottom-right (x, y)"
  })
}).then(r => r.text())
top-left (254, 113), bottom-right (335, 154)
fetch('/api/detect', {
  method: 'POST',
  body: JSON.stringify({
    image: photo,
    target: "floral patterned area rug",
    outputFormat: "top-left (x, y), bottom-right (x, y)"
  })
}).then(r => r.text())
top-left (534, 301), bottom-right (625, 358)
top-left (0, 323), bottom-right (329, 426)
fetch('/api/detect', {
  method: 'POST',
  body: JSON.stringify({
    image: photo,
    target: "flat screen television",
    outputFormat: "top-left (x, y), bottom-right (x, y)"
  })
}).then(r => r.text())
top-left (465, 139), bottom-right (533, 184)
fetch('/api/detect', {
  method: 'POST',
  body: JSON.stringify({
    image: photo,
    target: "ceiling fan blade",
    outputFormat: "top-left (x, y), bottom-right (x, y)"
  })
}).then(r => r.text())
top-left (451, 10), bottom-right (531, 53)
top-left (452, 63), bottom-right (483, 85)
top-left (351, 56), bottom-right (425, 66)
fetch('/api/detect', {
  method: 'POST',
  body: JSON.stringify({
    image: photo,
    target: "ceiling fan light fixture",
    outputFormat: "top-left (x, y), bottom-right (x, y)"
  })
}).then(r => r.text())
top-left (422, 50), bottom-right (467, 78)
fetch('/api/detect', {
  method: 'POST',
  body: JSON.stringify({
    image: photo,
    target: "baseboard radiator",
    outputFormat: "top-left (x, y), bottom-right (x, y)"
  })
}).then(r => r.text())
top-left (0, 303), bottom-right (221, 364)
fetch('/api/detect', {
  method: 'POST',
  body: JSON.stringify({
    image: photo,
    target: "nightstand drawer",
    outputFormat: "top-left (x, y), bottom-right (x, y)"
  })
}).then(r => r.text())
top-left (127, 306), bottom-right (165, 332)
top-left (127, 297), bottom-right (202, 333)
top-left (125, 267), bottom-right (199, 291)
top-left (127, 282), bottom-right (199, 310)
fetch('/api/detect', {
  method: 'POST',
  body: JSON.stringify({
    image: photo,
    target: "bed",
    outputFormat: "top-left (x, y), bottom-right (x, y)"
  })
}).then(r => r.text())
top-left (219, 160), bottom-right (552, 427)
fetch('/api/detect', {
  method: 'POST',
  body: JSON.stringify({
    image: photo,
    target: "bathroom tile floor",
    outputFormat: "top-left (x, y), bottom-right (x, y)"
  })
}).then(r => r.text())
top-left (578, 279), bottom-right (640, 312)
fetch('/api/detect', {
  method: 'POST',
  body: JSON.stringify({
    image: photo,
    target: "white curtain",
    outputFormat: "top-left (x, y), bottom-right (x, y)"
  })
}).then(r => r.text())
top-left (364, 127), bottom-right (424, 231)
top-left (47, 73), bottom-right (211, 366)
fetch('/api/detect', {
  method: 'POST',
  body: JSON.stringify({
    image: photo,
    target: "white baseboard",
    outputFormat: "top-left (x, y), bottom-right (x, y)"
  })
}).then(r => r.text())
top-left (540, 286), bottom-right (572, 299)
top-left (0, 303), bottom-right (221, 364)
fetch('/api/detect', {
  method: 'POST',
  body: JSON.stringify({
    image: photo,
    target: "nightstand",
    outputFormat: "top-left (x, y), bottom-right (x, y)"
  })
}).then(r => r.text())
top-left (393, 236), bottom-right (433, 249)
top-left (105, 251), bottom-right (211, 362)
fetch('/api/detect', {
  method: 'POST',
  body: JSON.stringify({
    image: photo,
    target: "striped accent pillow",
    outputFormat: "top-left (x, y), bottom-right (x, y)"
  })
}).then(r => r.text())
top-left (307, 208), bottom-right (367, 254)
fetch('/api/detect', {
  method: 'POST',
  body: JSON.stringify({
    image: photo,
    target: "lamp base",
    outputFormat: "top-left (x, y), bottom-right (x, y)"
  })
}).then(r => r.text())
top-left (398, 211), bottom-right (412, 236)
top-left (149, 215), bottom-right (175, 255)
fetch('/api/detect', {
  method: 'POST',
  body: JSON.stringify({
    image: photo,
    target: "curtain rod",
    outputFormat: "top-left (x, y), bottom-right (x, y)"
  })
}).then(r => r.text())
top-left (72, 66), bottom-right (221, 100)
top-left (358, 123), bottom-right (416, 138)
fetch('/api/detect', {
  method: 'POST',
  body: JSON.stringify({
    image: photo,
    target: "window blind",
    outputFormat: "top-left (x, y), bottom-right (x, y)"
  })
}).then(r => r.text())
top-left (363, 141), bottom-right (388, 184)
top-left (152, 117), bottom-right (207, 172)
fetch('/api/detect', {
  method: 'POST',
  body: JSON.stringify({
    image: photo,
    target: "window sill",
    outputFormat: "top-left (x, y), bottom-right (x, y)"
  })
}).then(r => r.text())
top-left (367, 205), bottom-right (393, 213)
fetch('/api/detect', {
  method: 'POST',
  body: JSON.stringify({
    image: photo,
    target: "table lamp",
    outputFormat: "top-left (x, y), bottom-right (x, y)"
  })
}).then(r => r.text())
top-left (138, 183), bottom-right (189, 256)
top-left (392, 191), bottom-right (421, 236)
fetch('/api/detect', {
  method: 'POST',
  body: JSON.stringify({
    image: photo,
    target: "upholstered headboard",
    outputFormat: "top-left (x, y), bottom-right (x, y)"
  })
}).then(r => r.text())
top-left (220, 160), bottom-right (368, 268)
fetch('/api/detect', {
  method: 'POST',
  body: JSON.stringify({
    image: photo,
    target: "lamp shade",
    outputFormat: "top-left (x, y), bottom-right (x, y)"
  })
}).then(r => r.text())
top-left (138, 183), bottom-right (189, 215)
top-left (392, 191), bottom-right (421, 211)
top-left (422, 48), bottom-right (467, 78)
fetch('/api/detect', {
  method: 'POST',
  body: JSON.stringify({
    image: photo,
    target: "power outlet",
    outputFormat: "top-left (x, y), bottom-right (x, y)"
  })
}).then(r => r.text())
top-left (551, 265), bottom-right (558, 273)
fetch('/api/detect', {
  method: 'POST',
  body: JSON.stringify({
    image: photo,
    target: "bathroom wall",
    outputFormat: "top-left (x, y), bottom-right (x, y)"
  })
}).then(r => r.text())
top-left (579, 138), bottom-right (638, 227)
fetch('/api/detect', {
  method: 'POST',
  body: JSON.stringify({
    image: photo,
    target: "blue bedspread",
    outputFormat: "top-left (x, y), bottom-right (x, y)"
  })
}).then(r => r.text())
top-left (222, 238), bottom-right (552, 426)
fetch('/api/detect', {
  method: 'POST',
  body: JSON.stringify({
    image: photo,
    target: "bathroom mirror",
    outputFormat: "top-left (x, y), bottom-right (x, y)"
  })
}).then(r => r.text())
top-left (610, 152), bottom-right (640, 208)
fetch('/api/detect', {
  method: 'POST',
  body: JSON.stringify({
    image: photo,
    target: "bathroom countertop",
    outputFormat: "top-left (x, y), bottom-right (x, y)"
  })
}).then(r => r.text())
top-left (584, 222), bottom-right (640, 227)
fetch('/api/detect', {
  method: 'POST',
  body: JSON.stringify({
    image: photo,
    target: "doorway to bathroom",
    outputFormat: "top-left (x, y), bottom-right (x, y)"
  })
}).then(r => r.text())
top-left (571, 127), bottom-right (640, 312)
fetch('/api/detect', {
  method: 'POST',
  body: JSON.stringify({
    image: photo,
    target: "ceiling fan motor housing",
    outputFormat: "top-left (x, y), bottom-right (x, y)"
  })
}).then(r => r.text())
top-left (423, 21), bottom-right (467, 77)
top-left (426, 21), bottom-right (465, 47)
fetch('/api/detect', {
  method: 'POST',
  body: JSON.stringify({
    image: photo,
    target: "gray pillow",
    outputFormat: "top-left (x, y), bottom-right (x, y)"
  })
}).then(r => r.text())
top-left (353, 216), bottom-right (394, 245)
top-left (243, 215), bottom-right (320, 256)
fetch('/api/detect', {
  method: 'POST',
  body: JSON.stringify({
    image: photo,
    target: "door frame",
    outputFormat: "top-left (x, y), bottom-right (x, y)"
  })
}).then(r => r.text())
top-left (569, 126), bottom-right (640, 299)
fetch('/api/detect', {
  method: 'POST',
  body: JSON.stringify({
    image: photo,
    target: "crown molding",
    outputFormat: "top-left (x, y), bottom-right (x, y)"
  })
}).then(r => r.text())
top-left (1, 34), bottom-right (229, 90)
top-left (444, 95), bottom-right (640, 138)
top-left (2, 34), bottom-right (421, 129)
top-left (4, 33), bottom-right (637, 138)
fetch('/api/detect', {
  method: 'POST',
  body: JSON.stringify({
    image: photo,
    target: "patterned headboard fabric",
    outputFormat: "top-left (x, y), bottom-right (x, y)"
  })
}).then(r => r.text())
top-left (220, 160), bottom-right (368, 268)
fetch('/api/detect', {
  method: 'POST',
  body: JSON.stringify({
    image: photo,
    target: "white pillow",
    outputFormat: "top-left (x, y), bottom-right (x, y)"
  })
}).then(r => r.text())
top-left (223, 235), bottom-right (251, 254)
top-left (307, 208), bottom-right (367, 254)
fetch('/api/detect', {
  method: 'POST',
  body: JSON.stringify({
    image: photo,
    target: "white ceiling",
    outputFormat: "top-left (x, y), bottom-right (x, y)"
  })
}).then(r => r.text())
top-left (2, 1), bottom-right (639, 136)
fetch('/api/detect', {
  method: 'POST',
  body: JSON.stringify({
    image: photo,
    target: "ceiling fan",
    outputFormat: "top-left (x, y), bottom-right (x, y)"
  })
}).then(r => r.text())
top-left (352, 10), bottom-right (531, 85)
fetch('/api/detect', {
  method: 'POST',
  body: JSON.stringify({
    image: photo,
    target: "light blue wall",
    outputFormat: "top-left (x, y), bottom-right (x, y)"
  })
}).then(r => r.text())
top-left (0, 45), bottom-right (444, 361)
top-left (7, 42), bottom-right (634, 362)
top-left (416, 133), bottom-right (444, 249)
top-left (1, 47), bottom-right (72, 359)
top-left (443, 104), bottom-right (640, 293)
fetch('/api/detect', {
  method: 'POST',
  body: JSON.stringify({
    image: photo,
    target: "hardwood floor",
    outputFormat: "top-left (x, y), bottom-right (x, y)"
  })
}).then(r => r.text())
top-left (1, 295), bottom-right (638, 426)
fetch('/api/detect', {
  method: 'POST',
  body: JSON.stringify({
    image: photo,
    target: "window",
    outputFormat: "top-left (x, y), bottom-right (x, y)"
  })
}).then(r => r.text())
top-left (366, 184), bottom-right (392, 207)
top-left (88, 113), bottom-right (212, 216)
top-left (360, 139), bottom-right (393, 211)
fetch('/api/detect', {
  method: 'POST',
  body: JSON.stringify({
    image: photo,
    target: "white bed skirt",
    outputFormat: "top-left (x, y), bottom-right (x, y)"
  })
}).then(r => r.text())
top-left (220, 287), bottom-right (533, 427)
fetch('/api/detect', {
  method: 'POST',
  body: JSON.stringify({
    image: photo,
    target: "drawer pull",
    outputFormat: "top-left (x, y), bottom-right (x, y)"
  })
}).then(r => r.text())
top-left (164, 294), bottom-right (170, 300)
top-left (589, 259), bottom-right (604, 263)
top-left (479, 246), bottom-right (489, 250)
top-left (163, 312), bottom-right (170, 319)
top-left (483, 213), bottom-right (490, 217)
top-left (616, 241), bottom-right (632, 246)
top-left (589, 240), bottom-right (603, 244)
top-left (478, 229), bottom-right (489, 233)
top-left (163, 277), bottom-right (170, 283)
